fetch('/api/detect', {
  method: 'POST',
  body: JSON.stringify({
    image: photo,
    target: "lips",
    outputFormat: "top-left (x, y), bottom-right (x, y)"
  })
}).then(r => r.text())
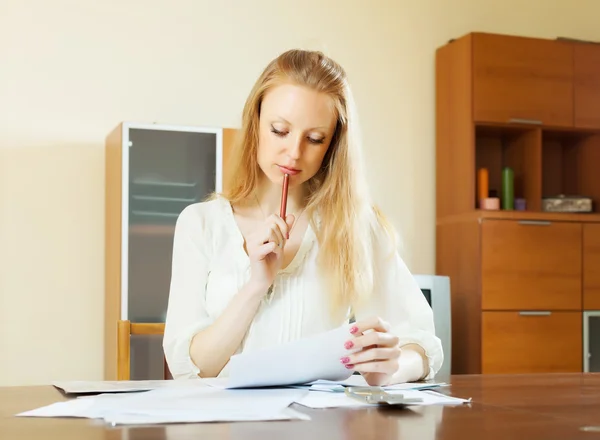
top-left (278, 165), bottom-right (301, 175)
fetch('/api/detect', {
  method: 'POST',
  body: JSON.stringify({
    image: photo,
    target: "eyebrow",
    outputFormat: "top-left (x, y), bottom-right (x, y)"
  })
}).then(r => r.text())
top-left (273, 116), bottom-right (329, 131)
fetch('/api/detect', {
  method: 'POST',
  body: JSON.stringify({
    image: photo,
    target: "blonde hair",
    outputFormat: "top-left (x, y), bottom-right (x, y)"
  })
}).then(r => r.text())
top-left (216, 49), bottom-right (396, 318)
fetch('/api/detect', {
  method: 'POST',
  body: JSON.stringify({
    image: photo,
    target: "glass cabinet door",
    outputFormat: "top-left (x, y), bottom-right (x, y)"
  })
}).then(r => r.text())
top-left (126, 128), bottom-right (219, 324)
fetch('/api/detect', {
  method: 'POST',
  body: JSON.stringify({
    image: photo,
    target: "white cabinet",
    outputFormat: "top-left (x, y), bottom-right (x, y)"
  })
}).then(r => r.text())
top-left (104, 122), bottom-right (236, 380)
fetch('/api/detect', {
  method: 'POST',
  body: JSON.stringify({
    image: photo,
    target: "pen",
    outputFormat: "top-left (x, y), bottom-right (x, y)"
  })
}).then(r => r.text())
top-left (280, 173), bottom-right (289, 239)
top-left (280, 173), bottom-right (289, 219)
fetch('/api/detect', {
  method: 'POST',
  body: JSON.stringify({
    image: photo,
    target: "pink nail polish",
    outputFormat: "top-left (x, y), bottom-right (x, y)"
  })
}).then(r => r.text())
top-left (344, 341), bottom-right (354, 349)
top-left (350, 326), bottom-right (358, 334)
top-left (345, 364), bottom-right (354, 369)
top-left (340, 357), bottom-right (350, 364)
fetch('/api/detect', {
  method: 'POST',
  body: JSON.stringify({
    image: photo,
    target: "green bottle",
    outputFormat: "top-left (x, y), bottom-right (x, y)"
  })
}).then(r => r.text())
top-left (502, 167), bottom-right (514, 210)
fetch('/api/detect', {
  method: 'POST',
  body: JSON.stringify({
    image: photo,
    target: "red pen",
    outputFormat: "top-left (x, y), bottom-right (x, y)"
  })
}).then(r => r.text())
top-left (280, 173), bottom-right (289, 239)
top-left (280, 173), bottom-right (289, 218)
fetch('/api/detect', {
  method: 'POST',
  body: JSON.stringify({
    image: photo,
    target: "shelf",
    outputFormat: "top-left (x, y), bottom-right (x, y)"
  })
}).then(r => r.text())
top-left (475, 124), bottom-right (541, 211)
top-left (541, 130), bottom-right (600, 211)
top-left (129, 224), bottom-right (175, 236)
top-left (476, 210), bottom-right (600, 223)
top-left (437, 210), bottom-right (600, 225)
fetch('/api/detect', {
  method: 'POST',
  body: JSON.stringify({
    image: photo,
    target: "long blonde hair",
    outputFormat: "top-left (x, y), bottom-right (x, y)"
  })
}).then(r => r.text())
top-left (217, 49), bottom-right (396, 318)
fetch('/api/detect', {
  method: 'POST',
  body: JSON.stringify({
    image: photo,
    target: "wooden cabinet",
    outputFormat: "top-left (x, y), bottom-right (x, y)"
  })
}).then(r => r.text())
top-left (482, 311), bottom-right (582, 374)
top-left (436, 31), bottom-right (600, 375)
top-left (481, 220), bottom-right (582, 310)
top-left (574, 43), bottom-right (600, 129)
top-left (472, 33), bottom-right (573, 127)
top-left (584, 223), bottom-right (600, 309)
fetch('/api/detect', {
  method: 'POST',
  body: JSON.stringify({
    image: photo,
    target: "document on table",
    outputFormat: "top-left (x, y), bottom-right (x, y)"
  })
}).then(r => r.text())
top-left (296, 389), bottom-right (471, 409)
top-left (51, 380), bottom-right (184, 394)
top-left (17, 385), bottom-right (310, 425)
top-left (222, 324), bottom-right (360, 389)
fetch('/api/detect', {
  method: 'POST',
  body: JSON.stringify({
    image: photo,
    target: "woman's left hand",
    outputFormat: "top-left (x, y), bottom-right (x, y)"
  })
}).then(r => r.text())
top-left (340, 316), bottom-right (401, 386)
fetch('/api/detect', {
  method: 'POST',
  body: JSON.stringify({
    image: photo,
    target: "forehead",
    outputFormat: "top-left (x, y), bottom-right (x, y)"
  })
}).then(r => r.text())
top-left (261, 82), bottom-right (336, 129)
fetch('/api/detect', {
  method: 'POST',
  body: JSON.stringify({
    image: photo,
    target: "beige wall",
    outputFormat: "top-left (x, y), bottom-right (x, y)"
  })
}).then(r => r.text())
top-left (2, 0), bottom-right (600, 386)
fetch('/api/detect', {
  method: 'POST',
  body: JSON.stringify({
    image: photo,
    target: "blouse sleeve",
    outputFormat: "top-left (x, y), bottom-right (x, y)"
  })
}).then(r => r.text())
top-left (162, 204), bottom-right (214, 379)
top-left (353, 225), bottom-right (445, 380)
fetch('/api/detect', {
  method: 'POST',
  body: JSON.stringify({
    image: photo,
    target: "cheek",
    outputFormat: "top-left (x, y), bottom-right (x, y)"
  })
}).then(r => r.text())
top-left (305, 146), bottom-right (330, 171)
top-left (257, 132), bottom-right (274, 162)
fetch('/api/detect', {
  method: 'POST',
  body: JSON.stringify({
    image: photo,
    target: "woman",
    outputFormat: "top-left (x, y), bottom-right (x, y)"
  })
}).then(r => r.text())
top-left (163, 49), bottom-right (443, 386)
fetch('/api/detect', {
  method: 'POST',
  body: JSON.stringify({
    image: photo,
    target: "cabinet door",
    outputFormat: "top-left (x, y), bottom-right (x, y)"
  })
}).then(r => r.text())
top-left (584, 223), bottom-right (600, 309)
top-left (472, 33), bottom-right (573, 127)
top-left (127, 128), bottom-right (222, 323)
top-left (482, 311), bottom-right (582, 374)
top-left (481, 219), bottom-right (582, 310)
top-left (574, 43), bottom-right (600, 129)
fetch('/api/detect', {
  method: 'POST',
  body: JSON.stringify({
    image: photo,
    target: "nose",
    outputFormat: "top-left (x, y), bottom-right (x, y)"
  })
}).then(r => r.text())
top-left (286, 134), bottom-right (302, 161)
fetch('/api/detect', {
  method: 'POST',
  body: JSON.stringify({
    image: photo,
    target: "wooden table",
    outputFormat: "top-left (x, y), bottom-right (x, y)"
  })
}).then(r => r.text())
top-left (1, 373), bottom-right (600, 439)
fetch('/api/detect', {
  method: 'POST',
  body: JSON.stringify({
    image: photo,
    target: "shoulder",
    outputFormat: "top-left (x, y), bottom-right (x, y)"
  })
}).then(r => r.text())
top-left (175, 195), bottom-right (229, 236)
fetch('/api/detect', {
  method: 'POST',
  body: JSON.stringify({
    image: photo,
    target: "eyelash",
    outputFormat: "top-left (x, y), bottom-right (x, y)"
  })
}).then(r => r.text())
top-left (270, 126), bottom-right (325, 145)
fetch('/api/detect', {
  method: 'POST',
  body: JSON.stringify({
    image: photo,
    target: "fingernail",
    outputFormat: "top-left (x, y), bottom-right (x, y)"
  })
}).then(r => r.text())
top-left (350, 326), bottom-right (358, 334)
top-left (345, 364), bottom-right (354, 369)
top-left (344, 341), bottom-right (354, 349)
top-left (340, 357), bottom-right (350, 364)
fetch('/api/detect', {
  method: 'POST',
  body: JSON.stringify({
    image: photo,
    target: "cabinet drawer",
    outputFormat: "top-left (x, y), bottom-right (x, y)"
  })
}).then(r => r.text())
top-left (472, 33), bottom-right (573, 127)
top-left (482, 311), bottom-right (582, 374)
top-left (482, 220), bottom-right (582, 310)
top-left (584, 224), bottom-right (600, 309)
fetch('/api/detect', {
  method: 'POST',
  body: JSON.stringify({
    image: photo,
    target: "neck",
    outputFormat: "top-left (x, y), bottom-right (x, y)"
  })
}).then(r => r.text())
top-left (254, 174), bottom-right (306, 217)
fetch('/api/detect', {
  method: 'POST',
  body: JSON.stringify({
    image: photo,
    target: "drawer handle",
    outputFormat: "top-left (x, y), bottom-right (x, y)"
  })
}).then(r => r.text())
top-left (508, 118), bottom-right (543, 125)
top-left (518, 220), bottom-right (551, 226)
top-left (519, 311), bottom-right (552, 316)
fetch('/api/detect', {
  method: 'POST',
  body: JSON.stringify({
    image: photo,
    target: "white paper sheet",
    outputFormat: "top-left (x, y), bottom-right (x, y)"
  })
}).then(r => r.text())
top-left (203, 374), bottom-right (447, 393)
top-left (51, 380), bottom-right (186, 394)
top-left (296, 389), bottom-right (471, 409)
top-left (222, 325), bottom-right (360, 389)
top-left (17, 385), bottom-right (310, 425)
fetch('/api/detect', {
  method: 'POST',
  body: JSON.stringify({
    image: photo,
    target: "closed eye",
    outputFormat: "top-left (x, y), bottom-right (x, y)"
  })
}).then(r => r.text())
top-left (270, 126), bottom-right (287, 137)
top-left (271, 125), bottom-right (325, 145)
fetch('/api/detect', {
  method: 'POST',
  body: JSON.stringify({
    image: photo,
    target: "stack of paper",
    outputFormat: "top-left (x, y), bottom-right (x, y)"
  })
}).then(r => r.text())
top-left (17, 385), bottom-right (310, 425)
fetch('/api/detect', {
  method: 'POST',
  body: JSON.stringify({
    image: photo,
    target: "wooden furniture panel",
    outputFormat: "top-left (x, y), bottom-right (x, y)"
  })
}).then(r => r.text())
top-left (481, 219), bottom-right (582, 310)
top-left (574, 43), bottom-right (600, 129)
top-left (584, 223), bottom-right (600, 310)
top-left (435, 34), bottom-right (473, 219)
top-left (472, 33), bottom-right (573, 127)
top-left (482, 311), bottom-right (582, 374)
top-left (104, 123), bottom-right (122, 382)
top-left (436, 219), bottom-right (481, 375)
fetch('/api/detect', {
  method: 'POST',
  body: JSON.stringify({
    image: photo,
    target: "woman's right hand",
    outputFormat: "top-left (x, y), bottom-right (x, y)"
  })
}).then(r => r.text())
top-left (246, 213), bottom-right (295, 294)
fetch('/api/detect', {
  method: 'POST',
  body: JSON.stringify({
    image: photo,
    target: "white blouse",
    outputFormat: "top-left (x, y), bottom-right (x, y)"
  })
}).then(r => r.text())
top-left (162, 196), bottom-right (444, 380)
